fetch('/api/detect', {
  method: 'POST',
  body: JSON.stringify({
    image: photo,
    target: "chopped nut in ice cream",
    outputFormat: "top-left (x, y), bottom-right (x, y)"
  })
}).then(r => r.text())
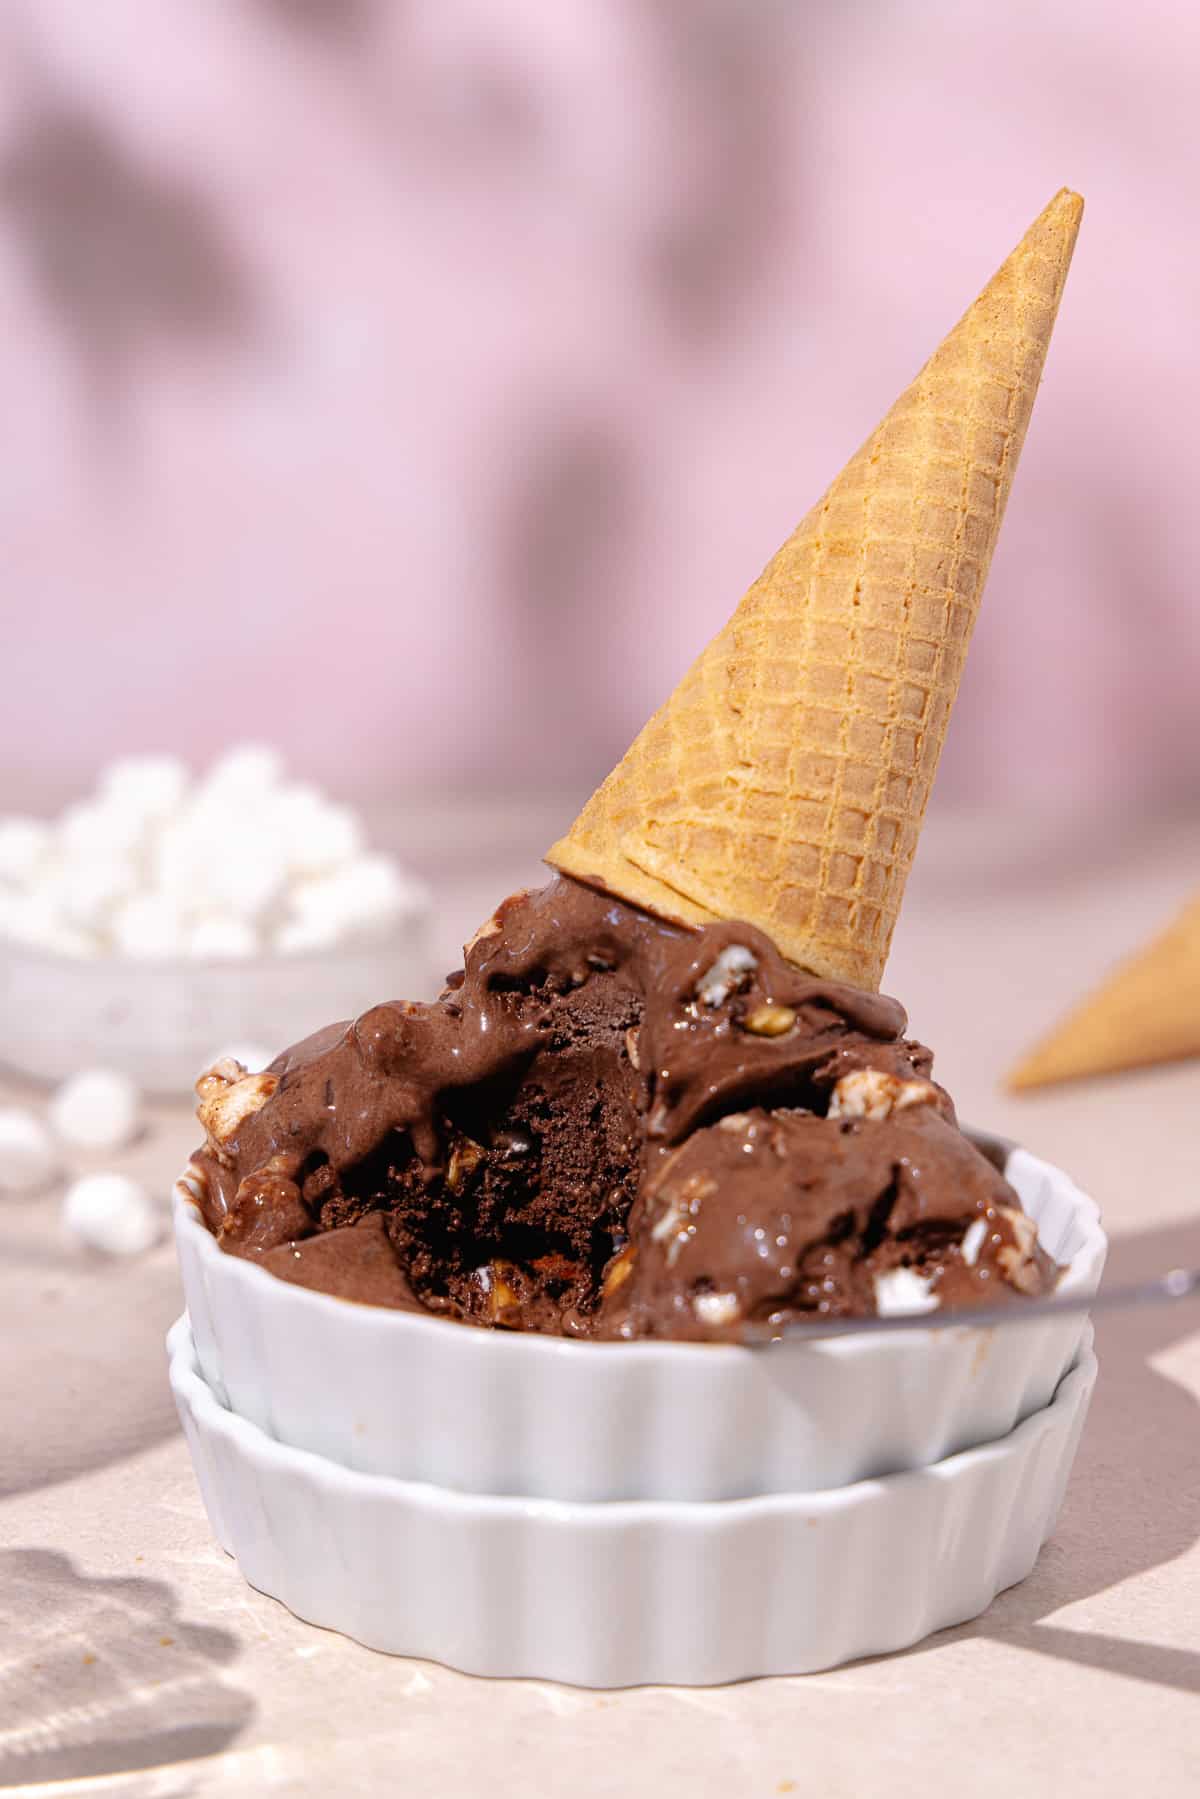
top-left (695, 944), bottom-right (757, 1007)
top-left (195, 1058), bottom-right (279, 1162)
top-left (233, 1151), bottom-right (297, 1198)
top-left (651, 1194), bottom-right (690, 1263)
top-left (742, 1003), bottom-right (796, 1037)
top-left (218, 1153), bottom-right (308, 1251)
top-left (716, 1112), bottom-right (751, 1134)
top-left (624, 1027), bottom-right (641, 1071)
top-left (651, 1172), bottom-right (714, 1266)
top-left (479, 1260), bottom-right (520, 1321)
top-left (463, 903), bottom-right (515, 959)
top-left (602, 1244), bottom-right (636, 1295)
top-left (446, 1137), bottom-right (483, 1193)
top-left (997, 1206), bottom-right (1043, 1294)
top-left (692, 1290), bottom-right (740, 1327)
top-left (827, 1068), bottom-right (938, 1122)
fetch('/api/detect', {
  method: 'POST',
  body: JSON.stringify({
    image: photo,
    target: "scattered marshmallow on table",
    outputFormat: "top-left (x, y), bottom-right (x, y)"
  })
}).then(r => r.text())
top-left (62, 1172), bottom-right (159, 1256)
top-left (0, 743), bottom-right (425, 963)
top-left (0, 1108), bottom-right (60, 1193)
top-left (49, 1069), bottom-right (142, 1152)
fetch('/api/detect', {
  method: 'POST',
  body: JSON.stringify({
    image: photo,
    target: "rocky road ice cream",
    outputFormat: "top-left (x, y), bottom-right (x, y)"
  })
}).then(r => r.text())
top-left (184, 878), bottom-right (1056, 1340)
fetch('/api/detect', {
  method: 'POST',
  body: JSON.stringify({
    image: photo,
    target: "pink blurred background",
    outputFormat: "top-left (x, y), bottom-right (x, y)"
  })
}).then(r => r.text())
top-left (1, 0), bottom-right (1197, 823)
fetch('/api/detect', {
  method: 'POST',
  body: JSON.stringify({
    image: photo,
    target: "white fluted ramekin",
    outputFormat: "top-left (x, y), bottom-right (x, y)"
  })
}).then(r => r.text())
top-left (173, 1133), bottom-right (1105, 1502)
top-left (170, 1314), bottom-right (1097, 1686)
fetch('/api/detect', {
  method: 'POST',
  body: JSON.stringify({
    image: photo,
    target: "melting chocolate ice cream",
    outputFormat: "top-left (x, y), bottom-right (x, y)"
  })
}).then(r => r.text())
top-left (184, 878), bottom-right (1056, 1339)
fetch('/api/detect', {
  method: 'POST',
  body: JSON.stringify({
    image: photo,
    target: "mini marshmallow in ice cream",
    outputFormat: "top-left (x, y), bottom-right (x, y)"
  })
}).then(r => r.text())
top-left (184, 192), bottom-right (1081, 1340)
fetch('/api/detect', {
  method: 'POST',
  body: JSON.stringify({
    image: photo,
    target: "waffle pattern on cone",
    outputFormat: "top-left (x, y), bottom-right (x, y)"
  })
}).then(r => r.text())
top-left (548, 190), bottom-right (1082, 990)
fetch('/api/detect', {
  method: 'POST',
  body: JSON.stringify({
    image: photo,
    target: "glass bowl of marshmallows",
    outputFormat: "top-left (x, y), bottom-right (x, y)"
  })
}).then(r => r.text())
top-left (0, 746), bottom-right (432, 1093)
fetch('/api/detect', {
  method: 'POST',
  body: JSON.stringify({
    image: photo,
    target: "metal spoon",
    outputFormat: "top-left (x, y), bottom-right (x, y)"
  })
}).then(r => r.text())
top-left (748, 1266), bottom-right (1200, 1344)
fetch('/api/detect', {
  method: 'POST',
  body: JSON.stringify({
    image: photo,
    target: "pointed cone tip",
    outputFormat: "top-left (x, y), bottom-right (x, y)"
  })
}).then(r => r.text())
top-left (1030, 187), bottom-right (1084, 254)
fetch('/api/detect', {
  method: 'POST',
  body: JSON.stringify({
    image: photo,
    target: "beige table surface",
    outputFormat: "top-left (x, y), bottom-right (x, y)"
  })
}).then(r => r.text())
top-left (2, 804), bottom-right (1198, 1797)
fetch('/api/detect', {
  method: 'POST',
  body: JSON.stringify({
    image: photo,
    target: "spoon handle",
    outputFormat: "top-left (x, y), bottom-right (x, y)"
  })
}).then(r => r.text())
top-left (752, 1267), bottom-right (1200, 1344)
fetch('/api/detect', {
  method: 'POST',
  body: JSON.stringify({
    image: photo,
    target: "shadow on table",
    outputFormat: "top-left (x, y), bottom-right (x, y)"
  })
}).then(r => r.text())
top-left (924, 1213), bottom-right (1200, 1694)
top-left (0, 1226), bottom-right (184, 1504)
top-left (0, 1548), bottom-right (255, 1787)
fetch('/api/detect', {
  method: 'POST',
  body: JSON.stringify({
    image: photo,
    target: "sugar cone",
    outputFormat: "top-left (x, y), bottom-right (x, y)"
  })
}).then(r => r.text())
top-left (1009, 893), bottom-right (1200, 1089)
top-left (548, 189), bottom-right (1082, 989)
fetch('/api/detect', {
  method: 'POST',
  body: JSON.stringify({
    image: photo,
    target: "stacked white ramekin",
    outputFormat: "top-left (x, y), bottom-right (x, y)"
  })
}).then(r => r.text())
top-left (170, 1132), bottom-right (1105, 1685)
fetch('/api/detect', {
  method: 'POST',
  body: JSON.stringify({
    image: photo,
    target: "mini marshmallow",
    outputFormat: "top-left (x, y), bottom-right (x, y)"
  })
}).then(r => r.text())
top-left (209, 856), bottom-right (287, 925)
top-left (961, 1218), bottom-right (989, 1267)
top-left (0, 747), bottom-right (428, 963)
top-left (57, 800), bottom-right (147, 861)
top-left (99, 754), bottom-right (189, 821)
top-left (692, 1291), bottom-right (741, 1327)
top-left (277, 794), bottom-right (364, 877)
top-left (0, 816), bottom-right (51, 885)
top-left (0, 892), bottom-right (98, 958)
top-left (289, 855), bottom-right (426, 938)
top-left (62, 1173), bottom-right (159, 1256)
top-left (203, 743), bottom-right (285, 796)
top-left (196, 1062), bottom-right (278, 1150)
top-left (157, 791), bottom-right (313, 931)
top-left (49, 1068), bottom-right (142, 1151)
top-left (187, 916), bottom-right (260, 959)
top-left (273, 913), bottom-right (343, 956)
top-left (0, 1108), bottom-right (60, 1193)
top-left (269, 782), bottom-right (323, 845)
top-left (44, 855), bottom-right (138, 932)
top-left (110, 893), bottom-right (187, 960)
top-left (0, 890), bottom-right (38, 945)
top-left (696, 944), bottom-right (758, 1007)
top-left (151, 815), bottom-right (214, 913)
top-left (873, 1268), bottom-right (940, 1316)
top-left (205, 1042), bottom-right (274, 1075)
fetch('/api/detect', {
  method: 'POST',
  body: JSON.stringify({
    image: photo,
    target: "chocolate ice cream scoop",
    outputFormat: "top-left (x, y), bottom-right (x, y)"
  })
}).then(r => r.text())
top-left (184, 876), bottom-right (1056, 1338)
top-left (600, 1104), bottom-right (1053, 1341)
